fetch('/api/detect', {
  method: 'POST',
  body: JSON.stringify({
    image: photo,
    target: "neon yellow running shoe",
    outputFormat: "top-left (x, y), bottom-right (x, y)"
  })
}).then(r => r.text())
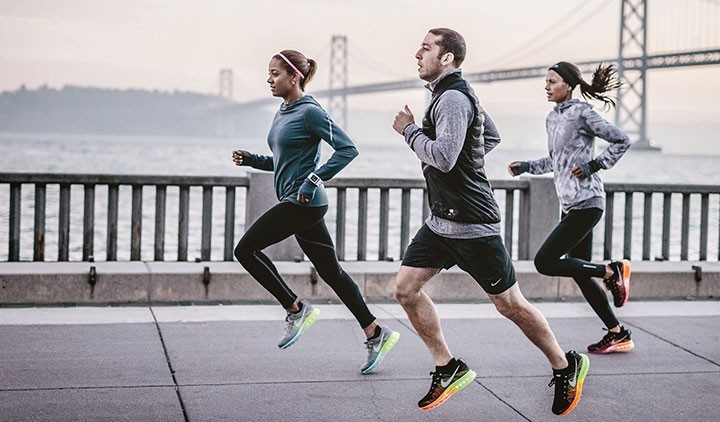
top-left (278, 300), bottom-right (319, 349)
top-left (418, 359), bottom-right (476, 411)
top-left (549, 350), bottom-right (590, 416)
top-left (360, 325), bottom-right (399, 374)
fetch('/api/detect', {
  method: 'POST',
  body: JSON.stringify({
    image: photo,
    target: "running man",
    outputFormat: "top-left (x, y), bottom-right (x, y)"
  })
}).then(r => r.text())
top-left (391, 28), bottom-right (589, 416)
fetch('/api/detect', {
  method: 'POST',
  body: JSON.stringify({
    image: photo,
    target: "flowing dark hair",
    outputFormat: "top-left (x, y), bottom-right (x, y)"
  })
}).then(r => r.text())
top-left (549, 61), bottom-right (622, 110)
top-left (428, 27), bottom-right (466, 67)
top-left (273, 49), bottom-right (317, 91)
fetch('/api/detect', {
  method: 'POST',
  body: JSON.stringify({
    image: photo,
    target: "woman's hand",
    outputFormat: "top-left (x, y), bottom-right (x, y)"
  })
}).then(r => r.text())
top-left (570, 165), bottom-right (586, 179)
top-left (507, 161), bottom-right (529, 177)
top-left (571, 160), bottom-right (601, 179)
top-left (297, 179), bottom-right (317, 203)
top-left (232, 150), bottom-right (251, 166)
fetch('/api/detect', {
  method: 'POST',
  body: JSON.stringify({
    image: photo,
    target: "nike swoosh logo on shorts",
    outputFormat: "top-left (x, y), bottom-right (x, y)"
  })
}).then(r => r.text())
top-left (490, 277), bottom-right (502, 287)
top-left (440, 365), bottom-right (461, 388)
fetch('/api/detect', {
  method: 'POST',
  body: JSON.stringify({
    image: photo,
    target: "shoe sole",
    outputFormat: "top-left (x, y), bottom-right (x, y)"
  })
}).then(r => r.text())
top-left (617, 259), bottom-right (631, 307)
top-left (279, 307), bottom-right (320, 350)
top-left (559, 354), bottom-right (590, 416)
top-left (361, 331), bottom-right (400, 374)
top-left (588, 339), bottom-right (635, 354)
top-left (419, 369), bottom-right (477, 411)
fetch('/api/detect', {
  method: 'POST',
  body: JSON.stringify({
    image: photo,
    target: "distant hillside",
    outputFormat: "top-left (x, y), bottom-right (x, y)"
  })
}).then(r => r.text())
top-left (0, 85), bottom-right (274, 138)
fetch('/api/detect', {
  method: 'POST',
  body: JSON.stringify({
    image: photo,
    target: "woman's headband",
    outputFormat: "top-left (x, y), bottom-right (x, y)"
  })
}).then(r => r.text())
top-left (277, 53), bottom-right (305, 79)
top-left (549, 62), bottom-right (580, 88)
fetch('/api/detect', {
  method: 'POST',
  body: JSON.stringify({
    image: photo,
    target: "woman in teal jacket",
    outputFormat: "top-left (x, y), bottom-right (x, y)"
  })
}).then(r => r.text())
top-left (232, 50), bottom-right (398, 374)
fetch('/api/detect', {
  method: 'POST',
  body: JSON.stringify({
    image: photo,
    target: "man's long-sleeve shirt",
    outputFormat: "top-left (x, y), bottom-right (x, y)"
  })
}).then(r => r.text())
top-left (403, 69), bottom-right (502, 238)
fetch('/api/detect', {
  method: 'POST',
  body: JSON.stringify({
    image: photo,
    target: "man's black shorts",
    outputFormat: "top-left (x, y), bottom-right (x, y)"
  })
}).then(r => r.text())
top-left (401, 224), bottom-right (516, 295)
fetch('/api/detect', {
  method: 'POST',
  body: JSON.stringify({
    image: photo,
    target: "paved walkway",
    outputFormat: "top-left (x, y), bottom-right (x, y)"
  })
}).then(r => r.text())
top-left (2, 300), bottom-right (719, 421)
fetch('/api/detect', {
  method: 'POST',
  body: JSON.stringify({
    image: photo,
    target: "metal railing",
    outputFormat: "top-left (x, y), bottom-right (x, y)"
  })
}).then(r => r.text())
top-left (1, 173), bottom-right (718, 263)
top-left (324, 178), bottom-right (530, 261)
top-left (604, 183), bottom-right (720, 261)
top-left (2, 174), bottom-right (249, 262)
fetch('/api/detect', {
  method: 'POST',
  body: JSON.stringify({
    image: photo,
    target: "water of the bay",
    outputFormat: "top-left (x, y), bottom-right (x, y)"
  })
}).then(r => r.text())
top-left (1, 133), bottom-right (719, 262)
top-left (2, 132), bottom-right (719, 183)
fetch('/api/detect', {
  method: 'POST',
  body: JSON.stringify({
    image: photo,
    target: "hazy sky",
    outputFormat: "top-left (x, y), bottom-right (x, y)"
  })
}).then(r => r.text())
top-left (1, 0), bottom-right (719, 153)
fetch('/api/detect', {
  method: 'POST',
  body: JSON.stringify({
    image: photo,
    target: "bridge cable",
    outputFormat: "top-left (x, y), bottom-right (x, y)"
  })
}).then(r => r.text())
top-left (347, 39), bottom-right (413, 80)
top-left (478, 0), bottom-right (593, 67)
top-left (481, 0), bottom-right (613, 69)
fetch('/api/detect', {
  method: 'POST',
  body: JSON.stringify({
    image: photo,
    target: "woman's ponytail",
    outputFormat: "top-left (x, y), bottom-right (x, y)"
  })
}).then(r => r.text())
top-left (579, 64), bottom-right (623, 110)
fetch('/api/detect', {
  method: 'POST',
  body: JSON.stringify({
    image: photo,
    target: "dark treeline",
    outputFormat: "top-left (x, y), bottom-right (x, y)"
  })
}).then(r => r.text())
top-left (0, 85), bottom-right (273, 138)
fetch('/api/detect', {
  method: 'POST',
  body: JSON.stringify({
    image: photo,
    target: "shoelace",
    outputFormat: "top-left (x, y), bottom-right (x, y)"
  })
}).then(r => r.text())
top-left (604, 274), bottom-right (622, 298)
top-left (364, 337), bottom-right (379, 355)
top-left (428, 371), bottom-right (443, 388)
top-left (598, 329), bottom-right (617, 346)
top-left (283, 313), bottom-right (300, 334)
top-left (548, 373), bottom-right (569, 398)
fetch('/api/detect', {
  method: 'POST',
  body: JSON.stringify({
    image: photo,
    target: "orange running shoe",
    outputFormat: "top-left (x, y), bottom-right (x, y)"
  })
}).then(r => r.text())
top-left (549, 351), bottom-right (589, 416)
top-left (588, 327), bottom-right (635, 354)
top-left (605, 259), bottom-right (631, 307)
top-left (418, 359), bottom-right (476, 411)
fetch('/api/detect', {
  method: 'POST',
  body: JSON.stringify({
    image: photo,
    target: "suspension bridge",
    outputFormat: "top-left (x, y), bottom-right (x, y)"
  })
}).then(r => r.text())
top-left (226, 0), bottom-right (720, 149)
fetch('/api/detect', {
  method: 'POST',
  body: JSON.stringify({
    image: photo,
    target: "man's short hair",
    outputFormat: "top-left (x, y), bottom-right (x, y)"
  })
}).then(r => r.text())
top-left (428, 28), bottom-right (466, 67)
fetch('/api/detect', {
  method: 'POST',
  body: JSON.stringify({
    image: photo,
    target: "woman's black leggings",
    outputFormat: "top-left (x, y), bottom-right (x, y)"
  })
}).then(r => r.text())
top-left (534, 208), bottom-right (619, 329)
top-left (234, 201), bottom-right (375, 329)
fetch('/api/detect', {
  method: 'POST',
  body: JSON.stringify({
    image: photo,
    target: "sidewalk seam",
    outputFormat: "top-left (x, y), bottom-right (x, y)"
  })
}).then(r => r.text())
top-left (149, 305), bottom-right (190, 422)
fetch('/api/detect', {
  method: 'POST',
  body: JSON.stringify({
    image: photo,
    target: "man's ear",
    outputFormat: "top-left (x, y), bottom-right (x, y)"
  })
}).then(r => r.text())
top-left (442, 53), bottom-right (454, 66)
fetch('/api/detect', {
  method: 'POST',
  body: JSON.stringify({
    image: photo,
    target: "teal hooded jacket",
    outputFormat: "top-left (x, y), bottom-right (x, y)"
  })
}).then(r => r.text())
top-left (243, 95), bottom-right (358, 207)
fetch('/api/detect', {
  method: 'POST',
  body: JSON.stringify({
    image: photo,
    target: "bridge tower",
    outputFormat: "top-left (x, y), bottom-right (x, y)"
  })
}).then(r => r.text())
top-left (219, 68), bottom-right (234, 101)
top-left (616, 0), bottom-right (658, 149)
top-left (328, 35), bottom-right (348, 129)
top-left (217, 69), bottom-right (234, 137)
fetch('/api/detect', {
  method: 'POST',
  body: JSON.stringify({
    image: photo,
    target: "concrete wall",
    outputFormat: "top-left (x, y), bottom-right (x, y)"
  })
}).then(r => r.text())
top-left (1, 261), bottom-right (717, 305)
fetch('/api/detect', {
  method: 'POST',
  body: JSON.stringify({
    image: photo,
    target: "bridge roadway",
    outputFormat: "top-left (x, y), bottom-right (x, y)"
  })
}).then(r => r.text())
top-left (232, 48), bottom-right (720, 106)
top-left (1, 261), bottom-right (719, 420)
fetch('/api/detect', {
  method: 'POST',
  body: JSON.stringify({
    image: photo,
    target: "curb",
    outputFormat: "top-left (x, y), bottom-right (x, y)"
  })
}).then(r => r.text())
top-left (1, 261), bottom-right (718, 305)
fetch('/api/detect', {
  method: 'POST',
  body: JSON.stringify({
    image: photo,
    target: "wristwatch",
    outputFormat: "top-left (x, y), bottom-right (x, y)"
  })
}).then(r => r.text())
top-left (307, 172), bottom-right (322, 186)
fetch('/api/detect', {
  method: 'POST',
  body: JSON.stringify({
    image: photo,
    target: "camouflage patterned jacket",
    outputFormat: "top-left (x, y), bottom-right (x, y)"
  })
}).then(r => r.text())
top-left (527, 99), bottom-right (630, 212)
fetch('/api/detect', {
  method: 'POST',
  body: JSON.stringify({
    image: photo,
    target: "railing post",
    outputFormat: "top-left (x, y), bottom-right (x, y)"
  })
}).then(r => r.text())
top-left (107, 184), bottom-right (119, 261)
top-left (336, 188), bottom-right (347, 260)
top-left (9, 183), bottom-right (21, 261)
top-left (82, 184), bottom-right (95, 261)
top-left (245, 172), bottom-right (303, 261)
top-left (201, 186), bottom-right (213, 261)
top-left (520, 177), bottom-right (559, 260)
top-left (33, 183), bottom-right (46, 261)
top-left (154, 185), bottom-right (167, 261)
top-left (223, 187), bottom-right (236, 261)
top-left (58, 183), bottom-right (71, 261)
top-left (130, 185), bottom-right (142, 261)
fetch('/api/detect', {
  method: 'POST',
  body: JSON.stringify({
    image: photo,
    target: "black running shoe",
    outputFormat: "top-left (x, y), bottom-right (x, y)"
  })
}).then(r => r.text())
top-left (418, 359), bottom-right (476, 411)
top-left (549, 351), bottom-right (590, 416)
top-left (604, 260), bottom-right (631, 307)
top-left (588, 327), bottom-right (635, 354)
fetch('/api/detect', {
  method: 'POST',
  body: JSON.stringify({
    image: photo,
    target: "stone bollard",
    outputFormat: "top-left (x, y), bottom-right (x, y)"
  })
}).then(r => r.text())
top-left (520, 177), bottom-right (559, 260)
top-left (244, 171), bottom-right (304, 261)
